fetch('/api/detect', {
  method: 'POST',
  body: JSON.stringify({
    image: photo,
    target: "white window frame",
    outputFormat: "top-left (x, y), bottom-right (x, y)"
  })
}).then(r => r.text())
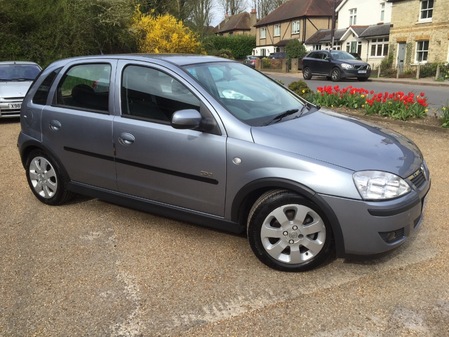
top-left (370, 38), bottom-right (389, 57)
top-left (419, 0), bottom-right (433, 22)
top-left (349, 8), bottom-right (357, 26)
top-left (292, 20), bottom-right (300, 35)
top-left (260, 27), bottom-right (266, 39)
top-left (274, 24), bottom-right (281, 37)
top-left (416, 40), bottom-right (429, 63)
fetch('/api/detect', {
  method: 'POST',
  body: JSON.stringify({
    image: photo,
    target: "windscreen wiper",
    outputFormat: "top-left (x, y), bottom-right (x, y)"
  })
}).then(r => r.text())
top-left (264, 108), bottom-right (299, 126)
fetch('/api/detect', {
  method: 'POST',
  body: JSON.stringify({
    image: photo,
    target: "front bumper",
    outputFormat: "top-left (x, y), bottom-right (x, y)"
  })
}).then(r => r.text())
top-left (342, 68), bottom-right (371, 79)
top-left (321, 177), bottom-right (430, 256)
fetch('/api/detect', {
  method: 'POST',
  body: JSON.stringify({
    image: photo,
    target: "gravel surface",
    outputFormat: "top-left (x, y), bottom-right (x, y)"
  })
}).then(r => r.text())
top-left (1, 118), bottom-right (448, 337)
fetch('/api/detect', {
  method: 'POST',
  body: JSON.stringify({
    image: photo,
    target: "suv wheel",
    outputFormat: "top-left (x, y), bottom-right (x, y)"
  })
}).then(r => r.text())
top-left (302, 67), bottom-right (312, 80)
top-left (25, 150), bottom-right (73, 205)
top-left (247, 190), bottom-right (333, 271)
top-left (330, 68), bottom-right (341, 82)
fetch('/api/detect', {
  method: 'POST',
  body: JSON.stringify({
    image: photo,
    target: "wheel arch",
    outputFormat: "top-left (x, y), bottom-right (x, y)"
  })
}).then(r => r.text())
top-left (19, 140), bottom-right (71, 183)
top-left (231, 178), bottom-right (345, 256)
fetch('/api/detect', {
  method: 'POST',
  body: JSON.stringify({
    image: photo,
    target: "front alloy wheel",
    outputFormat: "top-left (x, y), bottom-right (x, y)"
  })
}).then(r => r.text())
top-left (248, 190), bottom-right (333, 271)
top-left (330, 68), bottom-right (341, 82)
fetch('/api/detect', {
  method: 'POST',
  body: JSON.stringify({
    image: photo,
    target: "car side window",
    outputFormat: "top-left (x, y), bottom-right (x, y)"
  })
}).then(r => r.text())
top-left (121, 65), bottom-right (200, 123)
top-left (33, 67), bottom-right (62, 105)
top-left (55, 63), bottom-right (111, 113)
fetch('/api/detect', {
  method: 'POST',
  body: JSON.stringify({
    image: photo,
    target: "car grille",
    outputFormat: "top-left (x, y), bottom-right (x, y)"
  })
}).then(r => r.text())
top-left (408, 167), bottom-right (427, 189)
top-left (354, 65), bottom-right (369, 70)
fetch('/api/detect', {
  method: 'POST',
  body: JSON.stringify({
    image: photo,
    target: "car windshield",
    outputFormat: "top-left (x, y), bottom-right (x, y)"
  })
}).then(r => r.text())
top-left (330, 51), bottom-right (357, 60)
top-left (0, 64), bottom-right (41, 81)
top-left (183, 62), bottom-right (307, 126)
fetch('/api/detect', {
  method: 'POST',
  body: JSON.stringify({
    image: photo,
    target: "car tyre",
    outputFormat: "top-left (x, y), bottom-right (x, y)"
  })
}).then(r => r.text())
top-left (247, 190), bottom-right (333, 272)
top-left (330, 68), bottom-right (341, 82)
top-left (302, 67), bottom-right (312, 80)
top-left (25, 150), bottom-right (73, 205)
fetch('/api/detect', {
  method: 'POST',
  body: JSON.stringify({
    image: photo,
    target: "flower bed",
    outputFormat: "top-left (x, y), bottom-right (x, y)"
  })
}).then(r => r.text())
top-left (310, 85), bottom-right (428, 121)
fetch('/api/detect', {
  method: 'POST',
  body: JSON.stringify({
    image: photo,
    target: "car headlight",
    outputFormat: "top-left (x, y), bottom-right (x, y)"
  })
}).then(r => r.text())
top-left (353, 171), bottom-right (411, 200)
top-left (341, 63), bottom-right (354, 70)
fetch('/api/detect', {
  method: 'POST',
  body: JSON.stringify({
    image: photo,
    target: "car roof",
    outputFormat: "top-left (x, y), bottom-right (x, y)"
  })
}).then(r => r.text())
top-left (0, 61), bottom-right (40, 66)
top-left (49, 54), bottom-right (233, 67)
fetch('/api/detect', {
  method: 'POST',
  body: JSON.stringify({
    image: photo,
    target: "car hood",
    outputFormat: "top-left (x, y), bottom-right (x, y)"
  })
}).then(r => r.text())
top-left (251, 109), bottom-right (422, 177)
top-left (0, 81), bottom-right (33, 98)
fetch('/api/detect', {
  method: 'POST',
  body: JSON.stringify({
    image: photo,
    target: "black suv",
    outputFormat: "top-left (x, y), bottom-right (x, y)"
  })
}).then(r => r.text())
top-left (302, 50), bottom-right (371, 82)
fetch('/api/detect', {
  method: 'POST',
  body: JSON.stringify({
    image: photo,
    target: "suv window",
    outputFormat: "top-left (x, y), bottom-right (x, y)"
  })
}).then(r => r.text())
top-left (56, 63), bottom-right (111, 112)
top-left (121, 65), bottom-right (200, 123)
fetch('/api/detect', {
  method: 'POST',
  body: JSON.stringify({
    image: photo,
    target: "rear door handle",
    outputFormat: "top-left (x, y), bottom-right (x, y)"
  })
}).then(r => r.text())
top-left (49, 120), bottom-right (62, 131)
top-left (118, 132), bottom-right (135, 146)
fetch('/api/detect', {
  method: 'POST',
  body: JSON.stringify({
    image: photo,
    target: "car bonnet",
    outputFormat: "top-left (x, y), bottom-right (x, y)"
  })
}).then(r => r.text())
top-left (250, 109), bottom-right (422, 177)
top-left (0, 81), bottom-right (33, 98)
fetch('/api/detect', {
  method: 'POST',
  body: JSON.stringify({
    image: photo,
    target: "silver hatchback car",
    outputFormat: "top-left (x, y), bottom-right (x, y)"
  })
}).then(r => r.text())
top-left (18, 55), bottom-right (430, 271)
top-left (0, 61), bottom-right (41, 118)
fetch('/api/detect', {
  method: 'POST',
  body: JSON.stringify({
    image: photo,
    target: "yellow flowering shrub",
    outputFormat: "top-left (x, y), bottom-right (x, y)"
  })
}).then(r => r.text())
top-left (132, 8), bottom-right (201, 54)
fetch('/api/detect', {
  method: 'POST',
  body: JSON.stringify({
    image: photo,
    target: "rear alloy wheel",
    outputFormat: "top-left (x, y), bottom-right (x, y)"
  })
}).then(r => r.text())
top-left (25, 150), bottom-right (73, 205)
top-left (302, 67), bottom-right (312, 80)
top-left (330, 68), bottom-right (342, 82)
top-left (247, 190), bottom-right (333, 271)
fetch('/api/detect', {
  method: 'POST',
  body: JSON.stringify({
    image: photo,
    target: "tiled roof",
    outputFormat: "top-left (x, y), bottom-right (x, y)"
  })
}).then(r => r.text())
top-left (305, 28), bottom-right (345, 44)
top-left (359, 23), bottom-right (391, 37)
top-left (305, 23), bottom-right (391, 44)
top-left (216, 12), bottom-right (251, 33)
top-left (255, 0), bottom-right (340, 27)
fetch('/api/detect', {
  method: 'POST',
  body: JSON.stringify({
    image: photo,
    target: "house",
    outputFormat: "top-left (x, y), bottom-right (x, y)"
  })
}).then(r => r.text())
top-left (387, 0), bottom-right (449, 70)
top-left (215, 10), bottom-right (257, 36)
top-left (305, 0), bottom-right (392, 68)
top-left (252, 0), bottom-right (340, 57)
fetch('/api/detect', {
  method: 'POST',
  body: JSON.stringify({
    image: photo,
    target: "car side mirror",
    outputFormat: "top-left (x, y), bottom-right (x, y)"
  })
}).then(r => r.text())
top-left (171, 109), bottom-right (202, 129)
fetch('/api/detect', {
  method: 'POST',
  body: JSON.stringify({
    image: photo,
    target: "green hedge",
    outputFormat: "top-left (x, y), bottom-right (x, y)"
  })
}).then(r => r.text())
top-left (203, 35), bottom-right (256, 60)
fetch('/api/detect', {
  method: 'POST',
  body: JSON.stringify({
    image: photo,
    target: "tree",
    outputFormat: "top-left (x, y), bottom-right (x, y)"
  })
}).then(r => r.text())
top-left (253, 0), bottom-right (286, 19)
top-left (285, 39), bottom-right (307, 59)
top-left (0, 0), bottom-right (135, 66)
top-left (132, 7), bottom-right (202, 53)
top-left (187, 0), bottom-right (214, 40)
top-left (219, 0), bottom-right (247, 16)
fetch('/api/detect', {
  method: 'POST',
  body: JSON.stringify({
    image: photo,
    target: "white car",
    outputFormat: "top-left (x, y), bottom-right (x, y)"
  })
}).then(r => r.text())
top-left (0, 61), bottom-right (41, 118)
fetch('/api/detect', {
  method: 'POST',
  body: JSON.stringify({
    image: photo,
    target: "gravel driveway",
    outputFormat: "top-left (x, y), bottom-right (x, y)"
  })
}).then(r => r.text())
top-left (1, 118), bottom-right (448, 337)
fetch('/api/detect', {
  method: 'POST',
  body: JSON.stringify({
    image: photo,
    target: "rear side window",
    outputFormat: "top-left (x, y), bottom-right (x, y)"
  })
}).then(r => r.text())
top-left (32, 68), bottom-right (61, 105)
top-left (56, 63), bottom-right (111, 112)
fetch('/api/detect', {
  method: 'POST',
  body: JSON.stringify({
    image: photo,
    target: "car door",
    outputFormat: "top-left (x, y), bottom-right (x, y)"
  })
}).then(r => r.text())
top-left (40, 61), bottom-right (117, 190)
top-left (113, 62), bottom-right (227, 216)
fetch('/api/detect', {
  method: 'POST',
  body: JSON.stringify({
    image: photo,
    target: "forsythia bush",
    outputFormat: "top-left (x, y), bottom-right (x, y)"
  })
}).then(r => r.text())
top-left (132, 8), bottom-right (201, 54)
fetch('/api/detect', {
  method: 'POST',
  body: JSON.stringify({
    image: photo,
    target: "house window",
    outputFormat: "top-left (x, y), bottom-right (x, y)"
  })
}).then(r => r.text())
top-left (274, 24), bottom-right (281, 37)
top-left (370, 38), bottom-right (389, 57)
top-left (420, 0), bottom-right (433, 20)
top-left (349, 8), bottom-right (357, 25)
top-left (313, 44), bottom-right (322, 51)
top-left (380, 2), bottom-right (385, 22)
top-left (416, 40), bottom-right (429, 62)
top-left (292, 20), bottom-right (300, 34)
top-left (260, 27), bottom-right (266, 39)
